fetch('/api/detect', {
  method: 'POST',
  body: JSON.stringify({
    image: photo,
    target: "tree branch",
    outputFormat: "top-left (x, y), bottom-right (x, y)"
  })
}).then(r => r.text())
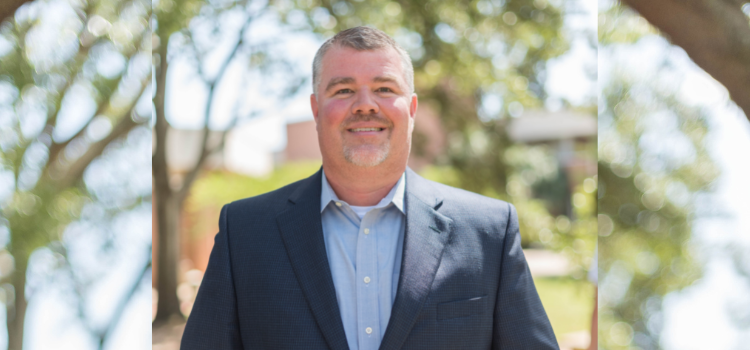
top-left (623, 0), bottom-right (750, 120)
top-left (46, 39), bottom-right (150, 170)
top-left (0, 0), bottom-right (32, 23)
top-left (99, 253), bottom-right (152, 350)
top-left (55, 110), bottom-right (140, 189)
top-left (53, 75), bottom-right (150, 189)
top-left (175, 16), bottom-right (255, 203)
top-left (41, 0), bottom-right (98, 133)
top-left (153, 33), bottom-right (172, 199)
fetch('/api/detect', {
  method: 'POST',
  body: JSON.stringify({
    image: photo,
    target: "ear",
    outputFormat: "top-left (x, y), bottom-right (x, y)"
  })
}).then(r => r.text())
top-left (409, 93), bottom-right (418, 119)
top-left (310, 93), bottom-right (319, 122)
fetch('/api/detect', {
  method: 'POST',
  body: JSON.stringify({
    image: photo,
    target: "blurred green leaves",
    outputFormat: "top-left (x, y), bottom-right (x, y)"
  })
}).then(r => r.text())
top-left (153, 0), bottom-right (595, 336)
top-left (0, 0), bottom-right (151, 347)
top-left (597, 4), bottom-right (719, 349)
top-left (174, 0), bottom-right (594, 275)
top-left (184, 162), bottom-right (323, 238)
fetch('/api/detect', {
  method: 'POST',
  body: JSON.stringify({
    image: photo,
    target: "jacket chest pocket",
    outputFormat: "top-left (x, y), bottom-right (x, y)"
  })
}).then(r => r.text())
top-left (436, 295), bottom-right (487, 320)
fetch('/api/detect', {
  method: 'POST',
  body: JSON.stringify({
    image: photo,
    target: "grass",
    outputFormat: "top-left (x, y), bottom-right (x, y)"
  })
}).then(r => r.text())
top-left (535, 277), bottom-right (595, 337)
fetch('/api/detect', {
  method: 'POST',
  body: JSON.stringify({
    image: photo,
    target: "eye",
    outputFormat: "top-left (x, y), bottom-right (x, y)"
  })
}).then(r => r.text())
top-left (376, 87), bottom-right (394, 93)
top-left (335, 88), bottom-right (354, 94)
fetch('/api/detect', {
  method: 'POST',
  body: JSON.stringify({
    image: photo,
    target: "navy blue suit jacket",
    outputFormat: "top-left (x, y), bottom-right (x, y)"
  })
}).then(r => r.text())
top-left (181, 168), bottom-right (558, 349)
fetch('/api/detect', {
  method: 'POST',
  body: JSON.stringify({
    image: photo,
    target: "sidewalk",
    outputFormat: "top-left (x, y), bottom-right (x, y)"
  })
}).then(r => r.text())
top-left (153, 321), bottom-right (185, 350)
top-left (524, 248), bottom-right (572, 277)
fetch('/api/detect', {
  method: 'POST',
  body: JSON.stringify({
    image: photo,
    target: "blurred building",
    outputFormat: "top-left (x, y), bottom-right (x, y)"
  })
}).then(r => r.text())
top-left (509, 109), bottom-right (597, 217)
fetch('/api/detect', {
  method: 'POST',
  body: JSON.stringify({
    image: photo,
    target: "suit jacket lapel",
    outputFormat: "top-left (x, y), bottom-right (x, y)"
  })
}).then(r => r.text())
top-left (276, 169), bottom-right (349, 350)
top-left (380, 168), bottom-right (453, 350)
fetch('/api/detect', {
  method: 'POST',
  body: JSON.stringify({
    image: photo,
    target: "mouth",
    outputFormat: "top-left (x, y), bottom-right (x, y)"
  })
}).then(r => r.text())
top-left (348, 127), bottom-right (385, 132)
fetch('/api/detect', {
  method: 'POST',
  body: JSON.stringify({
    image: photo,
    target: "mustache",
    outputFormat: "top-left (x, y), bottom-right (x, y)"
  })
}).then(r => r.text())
top-left (341, 114), bottom-right (393, 129)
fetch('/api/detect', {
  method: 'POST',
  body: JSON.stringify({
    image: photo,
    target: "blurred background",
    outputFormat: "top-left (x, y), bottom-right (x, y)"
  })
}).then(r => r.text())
top-left (598, 0), bottom-right (750, 349)
top-left (0, 0), bottom-right (151, 349)
top-left (151, 0), bottom-right (597, 349)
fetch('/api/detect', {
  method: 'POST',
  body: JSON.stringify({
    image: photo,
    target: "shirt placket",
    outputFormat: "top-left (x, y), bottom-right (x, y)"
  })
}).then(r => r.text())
top-left (356, 209), bottom-right (380, 350)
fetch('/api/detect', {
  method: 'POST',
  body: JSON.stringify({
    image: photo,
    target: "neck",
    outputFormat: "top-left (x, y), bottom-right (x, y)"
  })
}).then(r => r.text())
top-left (323, 162), bottom-right (405, 206)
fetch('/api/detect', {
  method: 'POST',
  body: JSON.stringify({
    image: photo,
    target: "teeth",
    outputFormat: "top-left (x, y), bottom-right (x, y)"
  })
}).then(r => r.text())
top-left (350, 128), bottom-right (382, 132)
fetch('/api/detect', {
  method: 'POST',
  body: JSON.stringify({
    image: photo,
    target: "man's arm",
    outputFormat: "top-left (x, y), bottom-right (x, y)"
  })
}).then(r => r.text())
top-left (492, 203), bottom-right (559, 349)
top-left (181, 205), bottom-right (244, 350)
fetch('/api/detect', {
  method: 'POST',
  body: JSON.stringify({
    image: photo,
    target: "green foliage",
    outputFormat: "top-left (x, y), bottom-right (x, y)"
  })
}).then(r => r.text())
top-left (185, 162), bottom-right (322, 237)
top-left (597, 4), bottom-right (719, 349)
top-left (168, 0), bottom-right (590, 260)
top-left (535, 277), bottom-right (595, 336)
top-left (162, 0), bottom-right (595, 336)
top-left (0, 0), bottom-right (150, 257)
top-left (597, 2), bottom-right (658, 46)
top-left (301, 0), bottom-right (585, 248)
top-left (188, 162), bottom-right (322, 209)
top-left (275, 0), bottom-right (595, 276)
top-left (154, 0), bottom-right (206, 39)
top-left (422, 142), bottom-right (597, 277)
top-left (0, 0), bottom-right (151, 344)
top-left (276, 0), bottom-right (569, 192)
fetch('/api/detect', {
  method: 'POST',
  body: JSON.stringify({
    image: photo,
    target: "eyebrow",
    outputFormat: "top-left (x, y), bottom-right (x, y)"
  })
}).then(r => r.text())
top-left (373, 76), bottom-right (400, 86)
top-left (325, 77), bottom-right (355, 93)
top-left (324, 75), bottom-right (403, 93)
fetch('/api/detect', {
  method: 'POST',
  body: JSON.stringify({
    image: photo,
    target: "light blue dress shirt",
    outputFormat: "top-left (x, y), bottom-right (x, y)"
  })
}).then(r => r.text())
top-left (320, 171), bottom-right (406, 350)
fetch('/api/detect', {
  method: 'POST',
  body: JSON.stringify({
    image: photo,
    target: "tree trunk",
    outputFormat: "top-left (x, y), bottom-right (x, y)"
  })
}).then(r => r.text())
top-left (623, 0), bottom-right (750, 120)
top-left (154, 193), bottom-right (183, 326)
top-left (7, 258), bottom-right (27, 350)
top-left (152, 33), bottom-right (183, 326)
top-left (0, 0), bottom-right (32, 23)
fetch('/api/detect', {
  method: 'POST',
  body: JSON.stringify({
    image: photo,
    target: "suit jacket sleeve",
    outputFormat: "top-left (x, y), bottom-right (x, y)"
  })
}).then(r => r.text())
top-left (492, 203), bottom-right (559, 349)
top-left (181, 204), bottom-right (244, 350)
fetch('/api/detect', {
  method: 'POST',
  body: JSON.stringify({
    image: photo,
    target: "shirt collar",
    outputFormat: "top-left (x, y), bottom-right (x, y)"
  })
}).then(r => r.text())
top-left (321, 170), bottom-right (406, 214)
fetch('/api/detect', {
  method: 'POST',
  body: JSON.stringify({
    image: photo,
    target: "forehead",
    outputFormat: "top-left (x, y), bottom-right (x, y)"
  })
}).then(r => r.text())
top-left (320, 45), bottom-right (404, 81)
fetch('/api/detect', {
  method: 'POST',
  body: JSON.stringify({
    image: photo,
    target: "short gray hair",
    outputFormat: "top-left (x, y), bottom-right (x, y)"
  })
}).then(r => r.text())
top-left (312, 26), bottom-right (414, 96)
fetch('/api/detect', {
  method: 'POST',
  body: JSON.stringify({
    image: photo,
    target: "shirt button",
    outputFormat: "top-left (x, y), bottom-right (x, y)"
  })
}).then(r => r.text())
top-left (364, 228), bottom-right (370, 234)
top-left (365, 327), bottom-right (372, 334)
top-left (335, 202), bottom-right (342, 207)
top-left (364, 276), bottom-right (370, 284)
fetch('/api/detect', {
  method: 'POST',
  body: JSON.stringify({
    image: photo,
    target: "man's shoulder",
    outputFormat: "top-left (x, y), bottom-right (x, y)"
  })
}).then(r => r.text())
top-left (414, 176), bottom-right (517, 238)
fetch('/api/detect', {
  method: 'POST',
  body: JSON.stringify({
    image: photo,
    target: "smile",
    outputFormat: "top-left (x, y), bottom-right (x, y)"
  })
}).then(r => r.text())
top-left (348, 127), bottom-right (385, 132)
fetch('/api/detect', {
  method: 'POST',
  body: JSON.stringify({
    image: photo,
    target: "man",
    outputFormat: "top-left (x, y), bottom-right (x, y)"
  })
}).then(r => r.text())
top-left (181, 26), bottom-right (558, 350)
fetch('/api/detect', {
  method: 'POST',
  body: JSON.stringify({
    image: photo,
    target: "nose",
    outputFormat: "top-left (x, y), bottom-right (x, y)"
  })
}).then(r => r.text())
top-left (351, 89), bottom-right (379, 114)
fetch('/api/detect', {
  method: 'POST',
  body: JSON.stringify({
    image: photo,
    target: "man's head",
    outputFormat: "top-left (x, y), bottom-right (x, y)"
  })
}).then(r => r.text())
top-left (311, 26), bottom-right (417, 171)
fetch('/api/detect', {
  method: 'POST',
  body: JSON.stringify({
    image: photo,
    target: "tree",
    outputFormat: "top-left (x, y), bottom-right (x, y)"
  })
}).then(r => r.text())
top-left (0, 0), bottom-right (151, 348)
top-left (597, 3), bottom-right (720, 348)
top-left (622, 0), bottom-right (750, 120)
top-left (152, 0), bottom-right (307, 325)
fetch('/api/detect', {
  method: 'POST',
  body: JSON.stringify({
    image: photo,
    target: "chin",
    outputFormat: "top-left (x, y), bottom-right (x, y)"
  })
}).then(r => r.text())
top-left (343, 145), bottom-right (389, 167)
